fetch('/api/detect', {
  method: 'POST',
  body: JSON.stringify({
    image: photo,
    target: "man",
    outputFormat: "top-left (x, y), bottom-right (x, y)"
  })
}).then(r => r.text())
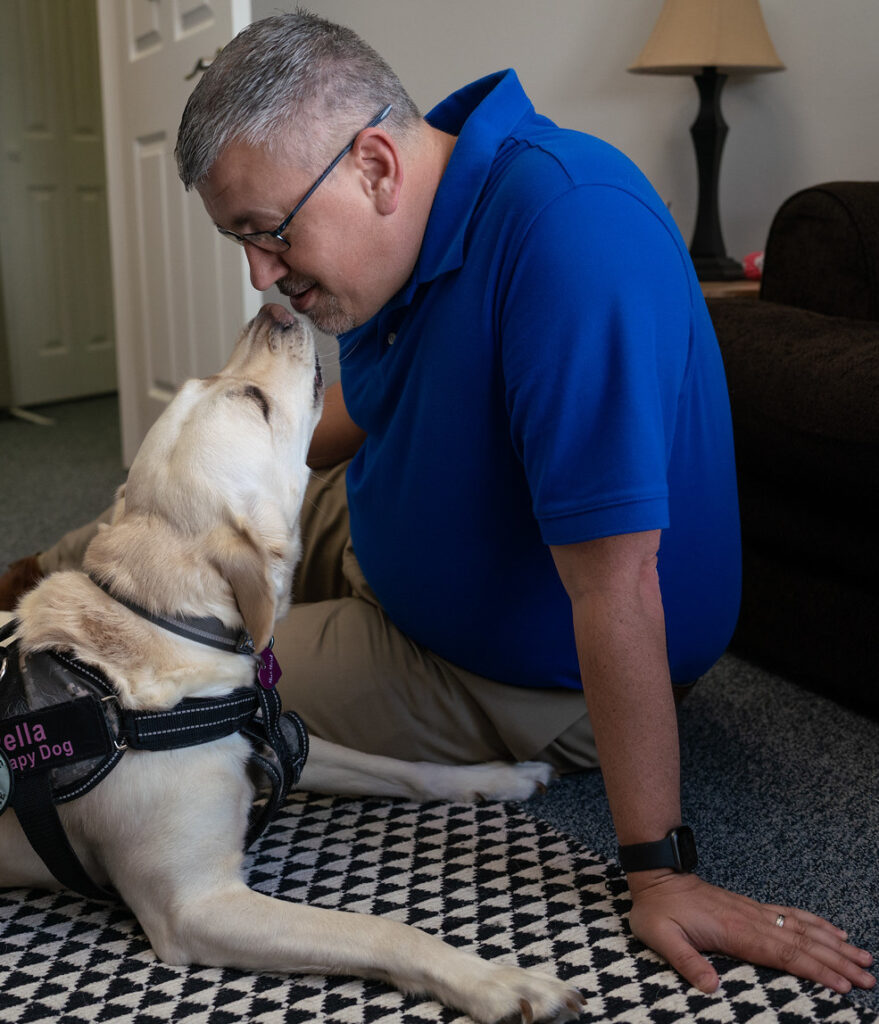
top-left (3, 11), bottom-right (873, 999)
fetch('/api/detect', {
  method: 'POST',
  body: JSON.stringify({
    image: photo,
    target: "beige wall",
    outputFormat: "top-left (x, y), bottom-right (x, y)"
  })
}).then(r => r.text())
top-left (252, 0), bottom-right (879, 262)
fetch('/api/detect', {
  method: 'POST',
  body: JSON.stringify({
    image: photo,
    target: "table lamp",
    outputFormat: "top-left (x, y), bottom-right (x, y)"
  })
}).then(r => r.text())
top-left (629, 0), bottom-right (784, 280)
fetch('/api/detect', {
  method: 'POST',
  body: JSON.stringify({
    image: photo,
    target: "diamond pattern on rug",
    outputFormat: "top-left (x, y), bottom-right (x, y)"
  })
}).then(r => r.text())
top-left (0, 793), bottom-right (874, 1023)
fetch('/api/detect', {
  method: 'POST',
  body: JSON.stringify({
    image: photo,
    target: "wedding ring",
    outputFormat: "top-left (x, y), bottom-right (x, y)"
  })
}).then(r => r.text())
top-left (775, 913), bottom-right (786, 928)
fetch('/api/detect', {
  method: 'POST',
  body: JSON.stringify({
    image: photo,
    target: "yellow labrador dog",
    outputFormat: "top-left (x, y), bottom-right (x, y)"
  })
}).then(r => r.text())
top-left (0, 305), bottom-right (582, 1024)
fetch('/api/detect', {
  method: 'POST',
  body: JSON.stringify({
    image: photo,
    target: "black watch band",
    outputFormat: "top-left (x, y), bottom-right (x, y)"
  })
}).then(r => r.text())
top-left (618, 826), bottom-right (698, 874)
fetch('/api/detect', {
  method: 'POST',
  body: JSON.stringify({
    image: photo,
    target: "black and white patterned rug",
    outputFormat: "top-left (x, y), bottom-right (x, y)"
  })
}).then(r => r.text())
top-left (0, 793), bottom-right (875, 1023)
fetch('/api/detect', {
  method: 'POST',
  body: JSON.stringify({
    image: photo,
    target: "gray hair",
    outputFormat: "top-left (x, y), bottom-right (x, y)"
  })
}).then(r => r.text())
top-left (175, 9), bottom-right (422, 189)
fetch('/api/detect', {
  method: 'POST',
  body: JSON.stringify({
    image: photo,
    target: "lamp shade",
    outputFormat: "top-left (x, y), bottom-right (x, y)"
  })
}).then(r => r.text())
top-left (629, 0), bottom-right (784, 75)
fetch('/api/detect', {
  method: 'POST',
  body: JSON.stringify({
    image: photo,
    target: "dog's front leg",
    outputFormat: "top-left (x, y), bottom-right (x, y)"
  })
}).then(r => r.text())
top-left (97, 745), bottom-right (578, 1022)
top-left (134, 882), bottom-right (582, 1024)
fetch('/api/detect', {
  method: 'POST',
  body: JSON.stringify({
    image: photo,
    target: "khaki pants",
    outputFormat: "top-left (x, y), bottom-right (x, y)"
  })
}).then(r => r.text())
top-left (39, 462), bottom-right (598, 772)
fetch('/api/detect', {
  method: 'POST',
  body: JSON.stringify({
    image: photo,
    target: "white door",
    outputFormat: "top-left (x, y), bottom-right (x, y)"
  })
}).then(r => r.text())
top-left (97, 0), bottom-right (255, 466)
top-left (0, 0), bottom-right (116, 407)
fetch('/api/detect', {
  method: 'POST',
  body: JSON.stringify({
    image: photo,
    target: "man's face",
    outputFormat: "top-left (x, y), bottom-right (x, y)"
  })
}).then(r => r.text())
top-left (198, 139), bottom-right (390, 335)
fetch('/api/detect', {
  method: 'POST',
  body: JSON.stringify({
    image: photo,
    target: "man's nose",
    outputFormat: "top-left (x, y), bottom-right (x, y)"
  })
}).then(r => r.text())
top-left (244, 243), bottom-right (290, 291)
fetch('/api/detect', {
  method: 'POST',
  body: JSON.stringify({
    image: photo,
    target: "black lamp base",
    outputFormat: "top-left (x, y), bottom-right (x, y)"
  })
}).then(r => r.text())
top-left (689, 68), bottom-right (744, 282)
top-left (692, 254), bottom-right (744, 281)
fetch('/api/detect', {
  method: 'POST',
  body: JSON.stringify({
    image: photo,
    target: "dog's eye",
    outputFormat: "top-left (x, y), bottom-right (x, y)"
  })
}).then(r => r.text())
top-left (229, 384), bottom-right (271, 423)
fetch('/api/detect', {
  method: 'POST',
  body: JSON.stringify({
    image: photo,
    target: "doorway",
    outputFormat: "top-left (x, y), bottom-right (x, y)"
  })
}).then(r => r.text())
top-left (0, 0), bottom-right (116, 409)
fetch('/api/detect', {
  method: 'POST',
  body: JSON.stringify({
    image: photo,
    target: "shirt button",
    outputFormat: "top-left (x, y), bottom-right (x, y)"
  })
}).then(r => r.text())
top-left (387, 332), bottom-right (396, 345)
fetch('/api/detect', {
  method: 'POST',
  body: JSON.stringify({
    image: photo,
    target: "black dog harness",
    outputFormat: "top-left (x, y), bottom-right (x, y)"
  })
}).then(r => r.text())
top-left (0, 589), bottom-right (308, 903)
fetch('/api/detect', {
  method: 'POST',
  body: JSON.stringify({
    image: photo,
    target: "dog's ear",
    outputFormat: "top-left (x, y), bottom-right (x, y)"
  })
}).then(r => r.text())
top-left (208, 520), bottom-right (276, 652)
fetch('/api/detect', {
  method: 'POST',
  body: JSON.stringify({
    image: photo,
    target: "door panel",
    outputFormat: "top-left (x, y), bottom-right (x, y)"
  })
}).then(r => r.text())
top-left (0, 0), bottom-right (117, 407)
top-left (98, 0), bottom-right (255, 465)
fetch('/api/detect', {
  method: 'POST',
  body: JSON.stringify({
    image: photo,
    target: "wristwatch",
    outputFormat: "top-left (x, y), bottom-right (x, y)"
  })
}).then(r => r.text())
top-left (618, 826), bottom-right (698, 873)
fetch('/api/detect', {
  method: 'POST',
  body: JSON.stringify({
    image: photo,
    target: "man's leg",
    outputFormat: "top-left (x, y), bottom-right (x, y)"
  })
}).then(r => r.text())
top-left (273, 588), bottom-right (597, 771)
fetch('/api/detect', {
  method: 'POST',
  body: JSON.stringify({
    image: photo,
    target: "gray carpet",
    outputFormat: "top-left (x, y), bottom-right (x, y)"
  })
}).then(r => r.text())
top-left (2, 396), bottom-right (877, 1019)
top-left (0, 397), bottom-right (126, 562)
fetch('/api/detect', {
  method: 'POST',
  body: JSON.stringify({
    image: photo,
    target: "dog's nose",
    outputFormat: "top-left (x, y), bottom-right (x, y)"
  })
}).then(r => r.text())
top-left (258, 302), bottom-right (298, 327)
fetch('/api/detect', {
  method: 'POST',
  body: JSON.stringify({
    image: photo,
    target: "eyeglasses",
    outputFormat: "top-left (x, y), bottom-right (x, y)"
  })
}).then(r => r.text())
top-left (216, 104), bottom-right (393, 253)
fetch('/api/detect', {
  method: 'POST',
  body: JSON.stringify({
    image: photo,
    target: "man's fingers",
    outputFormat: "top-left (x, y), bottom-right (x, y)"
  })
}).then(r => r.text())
top-left (767, 933), bottom-right (872, 994)
top-left (765, 905), bottom-right (874, 973)
top-left (765, 903), bottom-right (848, 941)
top-left (773, 924), bottom-right (875, 993)
top-left (764, 905), bottom-right (875, 973)
top-left (628, 875), bottom-right (876, 997)
top-left (724, 905), bottom-right (876, 994)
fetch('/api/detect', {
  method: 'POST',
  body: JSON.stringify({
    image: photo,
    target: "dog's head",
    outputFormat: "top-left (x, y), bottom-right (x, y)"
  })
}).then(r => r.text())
top-left (94, 304), bottom-right (324, 650)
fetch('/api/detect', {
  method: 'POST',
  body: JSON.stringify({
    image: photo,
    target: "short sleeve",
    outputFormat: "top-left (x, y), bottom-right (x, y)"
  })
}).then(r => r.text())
top-left (499, 184), bottom-right (694, 545)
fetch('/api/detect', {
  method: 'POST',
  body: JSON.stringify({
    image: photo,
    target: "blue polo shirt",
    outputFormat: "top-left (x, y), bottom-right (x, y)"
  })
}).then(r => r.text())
top-left (338, 70), bottom-right (741, 689)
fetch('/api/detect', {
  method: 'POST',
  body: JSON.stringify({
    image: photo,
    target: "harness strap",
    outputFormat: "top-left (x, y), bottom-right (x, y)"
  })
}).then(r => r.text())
top-left (120, 691), bottom-right (260, 751)
top-left (48, 649), bottom-right (260, 754)
top-left (245, 751), bottom-right (284, 847)
top-left (2, 627), bottom-right (113, 899)
top-left (13, 772), bottom-right (115, 902)
top-left (242, 686), bottom-right (309, 848)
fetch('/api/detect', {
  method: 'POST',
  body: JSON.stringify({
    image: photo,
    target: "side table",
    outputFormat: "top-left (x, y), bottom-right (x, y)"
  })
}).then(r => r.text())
top-left (700, 280), bottom-right (760, 299)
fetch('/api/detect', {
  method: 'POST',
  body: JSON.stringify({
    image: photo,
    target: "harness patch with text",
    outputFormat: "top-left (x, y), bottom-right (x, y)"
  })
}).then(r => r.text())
top-left (1, 698), bottom-right (112, 778)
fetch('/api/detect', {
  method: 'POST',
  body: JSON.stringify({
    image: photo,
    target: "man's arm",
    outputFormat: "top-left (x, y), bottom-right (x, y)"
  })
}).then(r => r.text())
top-left (551, 530), bottom-right (680, 844)
top-left (307, 381), bottom-right (367, 469)
top-left (550, 531), bottom-right (875, 995)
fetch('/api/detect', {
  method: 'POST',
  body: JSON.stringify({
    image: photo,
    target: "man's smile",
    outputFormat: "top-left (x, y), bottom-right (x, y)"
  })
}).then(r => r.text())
top-left (279, 278), bottom-right (318, 311)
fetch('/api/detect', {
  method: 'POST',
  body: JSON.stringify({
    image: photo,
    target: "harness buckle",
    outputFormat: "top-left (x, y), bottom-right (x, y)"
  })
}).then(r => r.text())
top-left (235, 632), bottom-right (256, 656)
top-left (97, 692), bottom-right (126, 751)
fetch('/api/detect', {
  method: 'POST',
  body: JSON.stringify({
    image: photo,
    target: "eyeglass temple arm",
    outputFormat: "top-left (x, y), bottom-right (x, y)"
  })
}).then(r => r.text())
top-left (276, 105), bottom-right (393, 236)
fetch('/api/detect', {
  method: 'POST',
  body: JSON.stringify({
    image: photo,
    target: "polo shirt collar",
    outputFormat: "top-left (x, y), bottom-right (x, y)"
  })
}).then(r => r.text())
top-left (404, 70), bottom-right (536, 302)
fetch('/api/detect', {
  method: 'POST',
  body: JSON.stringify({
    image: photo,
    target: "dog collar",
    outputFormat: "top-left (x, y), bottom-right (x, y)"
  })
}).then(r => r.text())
top-left (88, 575), bottom-right (257, 656)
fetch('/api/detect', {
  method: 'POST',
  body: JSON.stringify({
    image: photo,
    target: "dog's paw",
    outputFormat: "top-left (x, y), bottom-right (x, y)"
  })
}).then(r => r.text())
top-left (437, 759), bottom-right (556, 803)
top-left (488, 760), bottom-right (557, 801)
top-left (463, 963), bottom-right (584, 1024)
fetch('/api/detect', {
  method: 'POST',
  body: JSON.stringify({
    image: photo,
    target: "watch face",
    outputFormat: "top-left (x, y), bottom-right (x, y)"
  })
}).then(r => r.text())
top-left (671, 826), bottom-right (698, 872)
top-left (0, 750), bottom-right (13, 816)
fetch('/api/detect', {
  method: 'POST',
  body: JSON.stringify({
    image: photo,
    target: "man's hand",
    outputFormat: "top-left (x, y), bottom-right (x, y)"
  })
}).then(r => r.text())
top-left (627, 870), bottom-right (876, 994)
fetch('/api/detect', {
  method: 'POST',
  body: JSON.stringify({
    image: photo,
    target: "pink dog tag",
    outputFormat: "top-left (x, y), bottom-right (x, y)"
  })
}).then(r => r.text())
top-left (257, 647), bottom-right (282, 689)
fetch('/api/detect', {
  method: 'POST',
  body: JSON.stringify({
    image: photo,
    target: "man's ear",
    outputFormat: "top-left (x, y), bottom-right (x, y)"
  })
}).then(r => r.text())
top-left (208, 519), bottom-right (276, 652)
top-left (352, 129), bottom-right (402, 214)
